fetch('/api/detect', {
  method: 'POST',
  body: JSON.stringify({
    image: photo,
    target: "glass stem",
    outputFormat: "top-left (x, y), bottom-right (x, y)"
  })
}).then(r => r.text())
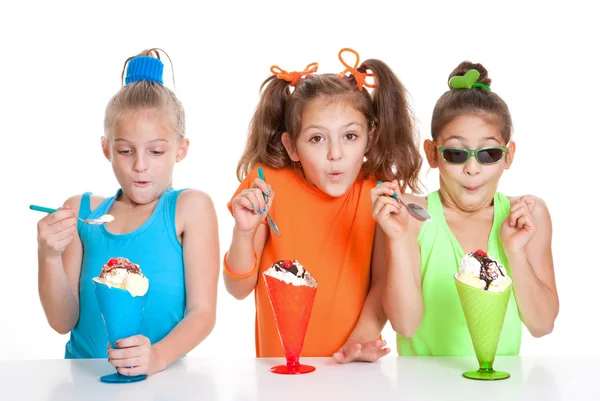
top-left (479, 360), bottom-right (494, 373)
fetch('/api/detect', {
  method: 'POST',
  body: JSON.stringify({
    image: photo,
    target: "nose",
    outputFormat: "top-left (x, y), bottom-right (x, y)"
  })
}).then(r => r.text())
top-left (464, 154), bottom-right (481, 176)
top-left (327, 140), bottom-right (343, 162)
top-left (133, 153), bottom-right (149, 172)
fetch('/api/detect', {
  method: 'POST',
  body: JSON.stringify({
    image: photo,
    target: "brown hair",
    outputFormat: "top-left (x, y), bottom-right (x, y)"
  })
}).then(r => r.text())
top-left (236, 58), bottom-right (422, 193)
top-left (102, 48), bottom-right (185, 144)
top-left (431, 61), bottom-right (512, 143)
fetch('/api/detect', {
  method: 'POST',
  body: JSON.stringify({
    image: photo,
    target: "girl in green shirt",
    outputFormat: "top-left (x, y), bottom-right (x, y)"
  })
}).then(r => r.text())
top-left (372, 61), bottom-right (559, 356)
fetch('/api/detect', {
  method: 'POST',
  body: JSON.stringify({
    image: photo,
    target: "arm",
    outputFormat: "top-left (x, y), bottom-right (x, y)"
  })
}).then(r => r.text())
top-left (223, 224), bottom-right (269, 299)
top-left (381, 222), bottom-right (423, 338)
top-left (502, 196), bottom-right (559, 338)
top-left (37, 195), bottom-right (84, 334)
top-left (333, 226), bottom-right (390, 363)
top-left (223, 178), bottom-right (273, 300)
top-left (370, 182), bottom-right (423, 337)
top-left (110, 190), bottom-right (220, 376)
top-left (349, 225), bottom-right (390, 341)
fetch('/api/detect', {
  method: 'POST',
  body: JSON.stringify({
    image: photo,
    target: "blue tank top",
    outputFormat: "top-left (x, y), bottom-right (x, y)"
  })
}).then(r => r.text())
top-left (65, 188), bottom-right (187, 358)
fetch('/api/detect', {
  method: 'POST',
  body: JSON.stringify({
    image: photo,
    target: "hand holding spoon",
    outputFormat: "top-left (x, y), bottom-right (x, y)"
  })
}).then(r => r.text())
top-left (376, 181), bottom-right (431, 223)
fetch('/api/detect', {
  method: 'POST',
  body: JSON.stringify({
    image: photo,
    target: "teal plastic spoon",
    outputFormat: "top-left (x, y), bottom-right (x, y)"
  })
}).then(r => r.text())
top-left (29, 205), bottom-right (114, 225)
top-left (257, 168), bottom-right (281, 236)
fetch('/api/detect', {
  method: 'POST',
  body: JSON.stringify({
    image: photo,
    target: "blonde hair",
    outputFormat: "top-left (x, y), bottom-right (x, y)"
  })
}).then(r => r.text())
top-left (102, 48), bottom-right (185, 145)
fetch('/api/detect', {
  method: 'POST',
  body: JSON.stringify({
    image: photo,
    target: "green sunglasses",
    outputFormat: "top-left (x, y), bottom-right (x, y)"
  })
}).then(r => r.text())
top-left (437, 146), bottom-right (508, 165)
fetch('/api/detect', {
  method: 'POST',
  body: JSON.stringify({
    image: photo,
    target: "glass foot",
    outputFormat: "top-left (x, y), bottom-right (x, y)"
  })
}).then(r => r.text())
top-left (100, 373), bottom-right (147, 383)
top-left (270, 364), bottom-right (315, 375)
top-left (462, 369), bottom-right (510, 381)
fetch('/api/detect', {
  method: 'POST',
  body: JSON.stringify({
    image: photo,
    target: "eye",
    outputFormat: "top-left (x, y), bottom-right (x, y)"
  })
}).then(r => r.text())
top-left (150, 150), bottom-right (165, 156)
top-left (344, 132), bottom-right (357, 140)
top-left (309, 135), bottom-right (324, 143)
top-left (117, 149), bottom-right (132, 155)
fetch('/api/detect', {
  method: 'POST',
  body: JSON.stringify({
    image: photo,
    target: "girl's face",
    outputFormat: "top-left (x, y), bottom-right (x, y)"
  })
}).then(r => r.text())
top-left (102, 108), bottom-right (188, 205)
top-left (282, 97), bottom-right (371, 197)
top-left (424, 114), bottom-right (515, 212)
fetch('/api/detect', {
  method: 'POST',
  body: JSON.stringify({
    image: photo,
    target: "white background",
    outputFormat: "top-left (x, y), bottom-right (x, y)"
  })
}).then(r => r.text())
top-left (1, 1), bottom-right (597, 361)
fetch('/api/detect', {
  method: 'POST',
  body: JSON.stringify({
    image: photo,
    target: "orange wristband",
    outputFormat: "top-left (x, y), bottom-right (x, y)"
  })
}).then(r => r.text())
top-left (223, 251), bottom-right (259, 279)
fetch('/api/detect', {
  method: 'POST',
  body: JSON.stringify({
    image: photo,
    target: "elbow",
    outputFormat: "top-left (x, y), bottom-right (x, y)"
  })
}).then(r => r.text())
top-left (45, 311), bottom-right (77, 335)
top-left (383, 297), bottom-right (422, 338)
top-left (230, 290), bottom-right (252, 301)
top-left (224, 280), bottom-right (253, 300)
top-left (390, 320), bottom-right (420, 339)
top-left (202, 310), bottom-right (217, 336)
top-left (52, 326), bottom-right (71, 335)
top-left (386, 306), bottom-right (422, 338)
top-left (49, 319), bottom-right (74, 335)
top-left (528, 321), bottom-right (554, 338)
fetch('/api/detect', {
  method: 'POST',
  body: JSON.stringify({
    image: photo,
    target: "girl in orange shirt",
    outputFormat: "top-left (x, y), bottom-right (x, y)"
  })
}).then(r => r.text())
top-left (225, 48), bottom-right (422, 363)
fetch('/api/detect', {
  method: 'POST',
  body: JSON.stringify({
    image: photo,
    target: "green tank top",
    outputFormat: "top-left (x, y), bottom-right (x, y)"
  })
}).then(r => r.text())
top-left (396, 191), bottom-right (522, 356)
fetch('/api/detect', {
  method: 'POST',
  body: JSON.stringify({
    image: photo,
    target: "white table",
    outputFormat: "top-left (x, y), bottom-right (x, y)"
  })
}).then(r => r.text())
top-left (0, 356), bottom-right (595, 400)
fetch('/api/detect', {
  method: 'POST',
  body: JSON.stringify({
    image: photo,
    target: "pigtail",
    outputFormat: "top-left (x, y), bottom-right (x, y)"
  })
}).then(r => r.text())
top-left (360, 59), bottom-right (422, 193)
top-left (236, 76), bottom-right (292, 181)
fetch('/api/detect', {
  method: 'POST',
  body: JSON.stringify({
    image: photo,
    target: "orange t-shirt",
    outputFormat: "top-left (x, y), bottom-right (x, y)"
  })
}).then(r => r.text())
top-left (227, 164), bottom-right (377, 357)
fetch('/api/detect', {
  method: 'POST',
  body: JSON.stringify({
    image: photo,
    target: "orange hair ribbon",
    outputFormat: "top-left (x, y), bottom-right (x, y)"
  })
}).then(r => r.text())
top-left (270, 62), bottom-right (319, 86)
top-left (337, 48), bottom-right (376, 91)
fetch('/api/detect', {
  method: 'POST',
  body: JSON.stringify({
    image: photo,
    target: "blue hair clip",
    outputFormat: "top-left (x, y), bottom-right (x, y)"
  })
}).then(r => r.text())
top-left (124, 56), bottom-right (164, 85)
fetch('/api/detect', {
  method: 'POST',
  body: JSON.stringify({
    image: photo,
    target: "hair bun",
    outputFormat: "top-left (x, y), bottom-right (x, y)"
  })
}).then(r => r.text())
top-left (124, 56), bottom-right (164, 85)
top-left (447, 61), bottom-right (491, 88)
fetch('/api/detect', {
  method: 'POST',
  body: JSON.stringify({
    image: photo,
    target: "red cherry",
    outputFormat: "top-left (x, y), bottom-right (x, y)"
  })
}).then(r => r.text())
top-left (281, 260), bottom-right (293, 269)
top-left (474, 250), bottom-right (487, 256)
top-left (107, 258), bottom-right (119, 266)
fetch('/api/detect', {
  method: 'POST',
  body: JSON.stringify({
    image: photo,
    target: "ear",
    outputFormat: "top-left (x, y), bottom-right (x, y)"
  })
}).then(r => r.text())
top-left (101, 137), bottom-right (112, 161)
top-left (281, 132), bottom-right (300, 162)
top-left (175, 138), bottom-right (190, 163)
top-left (504, 141), bottom-right (516, 169)
top-left (424, 139), bottom-right (439, 168)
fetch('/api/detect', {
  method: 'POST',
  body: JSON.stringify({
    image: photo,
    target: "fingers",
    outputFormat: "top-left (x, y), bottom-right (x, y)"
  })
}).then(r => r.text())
top-left (519, 195), bottom-right (536, 213)
top-left (333, 340), bottom-right (390, 363)
top-left (332, 343), bottom-right (361, 364)
top-left (116, 365), bottom-right (146, 376)
top-left (110, 356), bottom-right (144, 368)
top-left (509, 204), bottom-right (536, 232)
top-left (37, 209), bottom-right (77, 255)
top-left (360, 339), bottom-right (390, 362)
top-left (252, 178), bottom-right (274, 210)
top-left (234, 188), bottom-right (267, 213)
top-left (509, 202), bottom-right (531, 227)
top-left (38, 211), bottom-right (76, 233)
top-left (108, 336), bottom-right (151, 375)
top-left (108, 336), bottom-right (148, 360)
top-left (115, 335), bottom-right (148, 349)
top-left (371, 181), bottom-right (398, 206)
top-left (372, 196), bottom-right (401, 218)
top-left (251, 178), bottom-right (270, 195)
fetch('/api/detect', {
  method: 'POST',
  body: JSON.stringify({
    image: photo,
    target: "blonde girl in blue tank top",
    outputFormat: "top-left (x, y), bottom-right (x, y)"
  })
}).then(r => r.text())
top-left (34, 49), bottom-right (219, 376)
top-left (371, 61), bottom-right (559, 355)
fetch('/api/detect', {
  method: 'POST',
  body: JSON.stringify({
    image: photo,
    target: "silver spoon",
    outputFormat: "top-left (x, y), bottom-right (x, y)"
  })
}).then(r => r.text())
top-left (29, 205), bottom-right (114, 225)
top-left (376, 181), bottom-right (431, 222)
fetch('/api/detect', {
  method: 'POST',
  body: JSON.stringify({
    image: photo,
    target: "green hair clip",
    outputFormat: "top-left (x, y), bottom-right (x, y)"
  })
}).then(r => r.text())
top-left (448, 69), bottom-right (491, 91)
